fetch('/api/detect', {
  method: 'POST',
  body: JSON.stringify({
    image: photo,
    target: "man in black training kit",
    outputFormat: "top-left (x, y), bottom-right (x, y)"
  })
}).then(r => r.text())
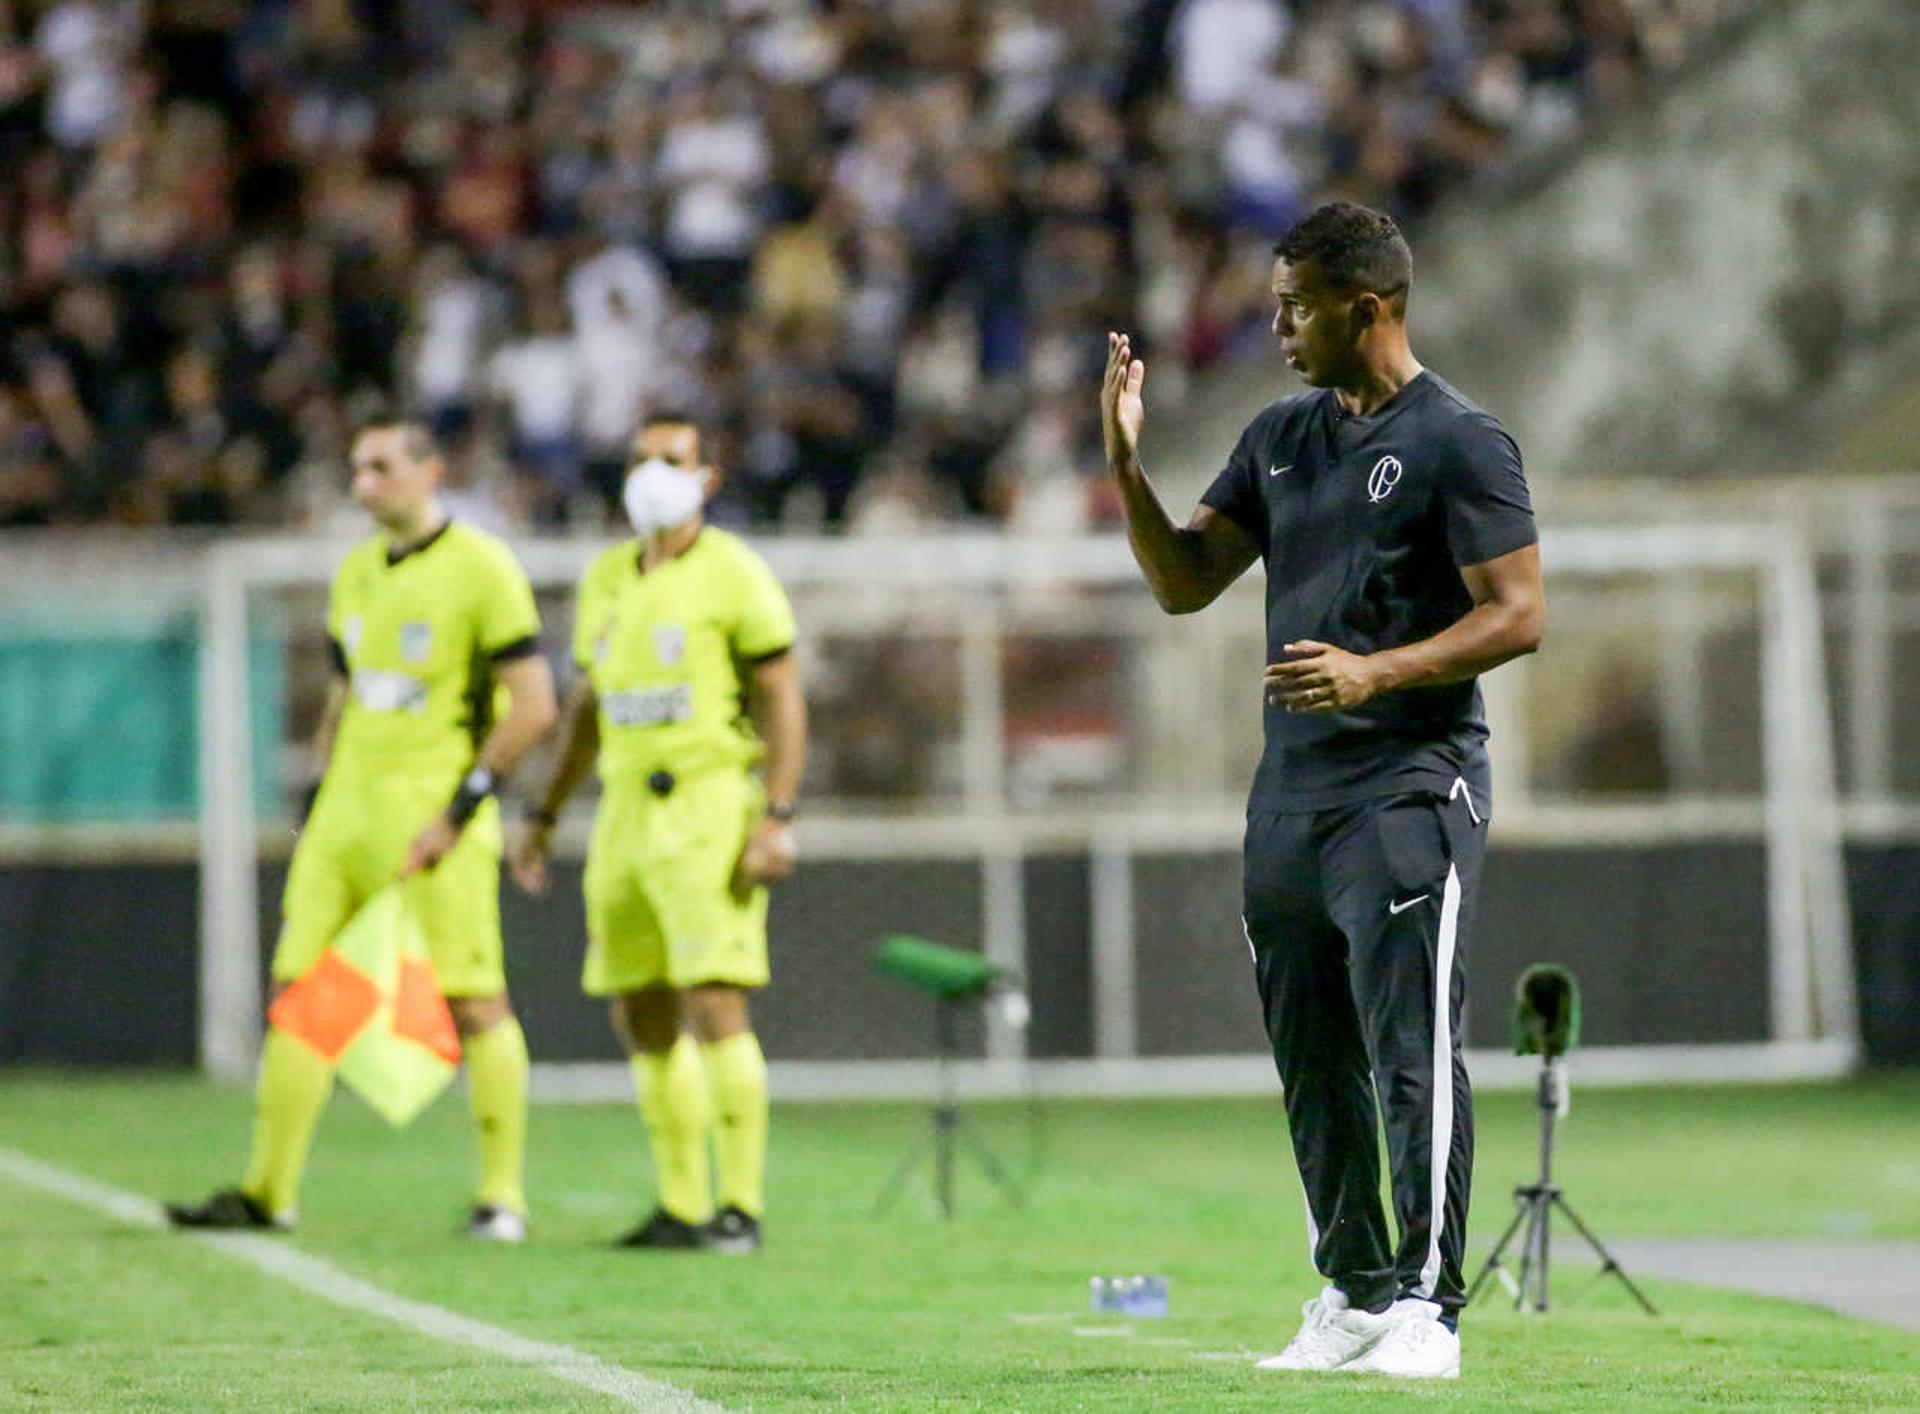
top-left (1100, 202), bottom-right (1544, 1380)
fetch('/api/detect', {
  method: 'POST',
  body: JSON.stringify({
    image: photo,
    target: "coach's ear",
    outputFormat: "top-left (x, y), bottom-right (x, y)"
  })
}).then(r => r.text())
top-left (1351, 292), bottom-right (1381, 331)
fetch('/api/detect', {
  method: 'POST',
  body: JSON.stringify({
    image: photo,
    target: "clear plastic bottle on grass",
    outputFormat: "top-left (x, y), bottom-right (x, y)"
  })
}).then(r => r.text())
top-left (1088, 1275), bottom-right (1170, 1317)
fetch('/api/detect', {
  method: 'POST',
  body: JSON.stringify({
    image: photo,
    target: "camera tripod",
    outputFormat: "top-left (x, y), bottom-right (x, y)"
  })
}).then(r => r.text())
top-left (872, 996), bottom-right (1024, 1219)
top-left (1467, 1058), bottom-right (1657, 1314)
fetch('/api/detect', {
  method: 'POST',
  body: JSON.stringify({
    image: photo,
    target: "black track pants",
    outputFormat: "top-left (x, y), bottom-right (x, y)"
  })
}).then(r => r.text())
top-left (1243, 782), bottom-right (1485, 1319)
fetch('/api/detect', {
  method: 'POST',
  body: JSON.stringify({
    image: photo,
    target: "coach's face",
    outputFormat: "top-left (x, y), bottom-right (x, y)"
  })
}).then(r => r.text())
top-left (1271, 257), bottom-right (1364, 389)
top-left (350, 427), bottom-right (440, 527)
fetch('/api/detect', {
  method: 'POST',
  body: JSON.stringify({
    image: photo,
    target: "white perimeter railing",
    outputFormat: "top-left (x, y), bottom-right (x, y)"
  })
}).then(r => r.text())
top-left (169, 521), bottom-right (1852, 1087)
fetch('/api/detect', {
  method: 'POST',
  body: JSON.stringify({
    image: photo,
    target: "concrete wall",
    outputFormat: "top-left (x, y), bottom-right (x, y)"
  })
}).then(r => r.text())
top-left (0, 842), bottom-right (1833, 1067)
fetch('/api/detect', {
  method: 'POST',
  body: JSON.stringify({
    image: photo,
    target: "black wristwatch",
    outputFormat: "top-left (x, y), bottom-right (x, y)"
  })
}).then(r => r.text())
top-left (765, 800), bottom-right (796, 823)
top-left (447, 765), bottom-right (496, 828)
top-left (525, 804), bottom-right (558, 829)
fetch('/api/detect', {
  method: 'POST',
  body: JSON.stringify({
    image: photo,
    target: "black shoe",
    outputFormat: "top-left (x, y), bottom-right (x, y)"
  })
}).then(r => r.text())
top-left (614, 1207), bottom-right (708, 1249)
top-left (704, 1205), bottom-right (762, 1254)
top-left (165, 1187), bottom-right (289, 1230)
top-left (466, 1205), bottom-right (528, 1243)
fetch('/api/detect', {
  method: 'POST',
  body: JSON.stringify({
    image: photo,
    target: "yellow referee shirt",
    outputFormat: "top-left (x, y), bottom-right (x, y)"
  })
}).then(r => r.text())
top-left (327, 521), bottom-right (542, 781)
top-left (572, 528), bottom-right (796, 783)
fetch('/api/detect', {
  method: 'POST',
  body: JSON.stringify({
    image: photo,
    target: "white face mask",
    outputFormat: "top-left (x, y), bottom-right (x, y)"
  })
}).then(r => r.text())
top-left (622, 457), bottom-right (707, 535)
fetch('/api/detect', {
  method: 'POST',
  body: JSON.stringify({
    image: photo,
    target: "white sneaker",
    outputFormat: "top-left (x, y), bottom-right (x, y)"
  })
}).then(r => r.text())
top-left (1345, 1298), bottom-right (1461, 1379)
top-left (466, 1205), bottom-right (528, 1243)
top-left (1255, 1287), bottom-right (1393, 1371)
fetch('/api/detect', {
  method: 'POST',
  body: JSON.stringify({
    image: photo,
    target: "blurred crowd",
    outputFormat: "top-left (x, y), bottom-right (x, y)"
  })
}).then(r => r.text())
top-left (0, 0), bottom-right (1747, 534)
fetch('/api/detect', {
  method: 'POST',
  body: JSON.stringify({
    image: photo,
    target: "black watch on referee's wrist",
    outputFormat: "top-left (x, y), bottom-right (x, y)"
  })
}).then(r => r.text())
top-left (447, 765), bottom-right (496, 828)
top-left (765, 800), bottom-right (796, 823)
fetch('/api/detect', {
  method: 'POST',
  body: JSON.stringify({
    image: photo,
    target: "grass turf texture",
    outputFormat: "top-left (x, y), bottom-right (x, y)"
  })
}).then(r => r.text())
top-left (3, 1074), bottom-right (1918, 1411)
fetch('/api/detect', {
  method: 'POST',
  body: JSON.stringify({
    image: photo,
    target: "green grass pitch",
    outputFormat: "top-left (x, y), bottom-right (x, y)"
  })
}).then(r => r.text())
top-left (4, 1073), bottom-right (1919, 1411)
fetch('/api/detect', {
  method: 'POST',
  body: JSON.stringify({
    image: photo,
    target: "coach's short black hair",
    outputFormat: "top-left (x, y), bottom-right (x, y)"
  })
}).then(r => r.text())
top-left (1274, 202), bottom-right (1412, 305)
top-left (350, 411), bottom-right (437, 462)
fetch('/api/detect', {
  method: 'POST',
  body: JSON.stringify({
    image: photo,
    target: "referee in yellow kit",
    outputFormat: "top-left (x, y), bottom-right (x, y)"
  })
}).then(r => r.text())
top-left (169, 415), bottom-right (556, 1239)
top-left (512, 411), bottom-right (806, 1252)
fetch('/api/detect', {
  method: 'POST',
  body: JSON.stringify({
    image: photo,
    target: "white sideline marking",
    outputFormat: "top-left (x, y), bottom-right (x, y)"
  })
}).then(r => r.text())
top-left (0, 1147), bottom-right (723, 1413)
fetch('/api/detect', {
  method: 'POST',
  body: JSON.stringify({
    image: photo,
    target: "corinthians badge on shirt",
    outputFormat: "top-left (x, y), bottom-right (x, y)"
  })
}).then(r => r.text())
top-left (1367, 455), bottom-right (1404, 504)
top-left (653, 624), bottom-right (686, 666)
top-left (400, 621), bottom-right (433, 663)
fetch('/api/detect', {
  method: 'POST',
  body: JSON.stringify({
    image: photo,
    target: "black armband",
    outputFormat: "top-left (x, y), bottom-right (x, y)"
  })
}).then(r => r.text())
top-left (489, 634), bottom-right (540, 664)
top-left (447, 765), bottom-right (496, 828)
top-left (765, 800), bottom-right (796, 823)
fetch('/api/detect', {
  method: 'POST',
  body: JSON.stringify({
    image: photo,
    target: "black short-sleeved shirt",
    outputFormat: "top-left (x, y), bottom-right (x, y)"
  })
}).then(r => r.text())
top-left (1201, 370), bottom-right (1536, 813)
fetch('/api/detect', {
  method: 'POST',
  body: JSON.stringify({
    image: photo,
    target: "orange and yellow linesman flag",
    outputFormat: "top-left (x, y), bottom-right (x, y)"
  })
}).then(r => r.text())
top-left (267, 886), bottom-right (461, 1126)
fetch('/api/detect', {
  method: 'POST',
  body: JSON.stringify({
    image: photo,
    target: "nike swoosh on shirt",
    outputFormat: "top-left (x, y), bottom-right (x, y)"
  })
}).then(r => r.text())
top-left (1388, 895), bottom-right (1430, 915)
top-left (1269, 464), bottom-right (1292, 477)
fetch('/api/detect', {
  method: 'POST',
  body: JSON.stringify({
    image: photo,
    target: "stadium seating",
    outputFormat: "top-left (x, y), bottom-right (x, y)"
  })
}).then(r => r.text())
top-left (0, 0), bottom-right (1745, 533)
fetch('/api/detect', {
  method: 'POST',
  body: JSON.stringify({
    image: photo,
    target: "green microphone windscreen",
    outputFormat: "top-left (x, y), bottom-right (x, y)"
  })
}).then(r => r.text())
top-left (1512, 963), bottom-right (1581, 1058)
top-left (874, 935), bottom-right (997, 999)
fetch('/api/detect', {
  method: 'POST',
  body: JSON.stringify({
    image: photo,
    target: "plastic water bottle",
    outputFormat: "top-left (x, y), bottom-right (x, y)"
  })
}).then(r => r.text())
top-left (1088, 1274), bottom-right (1171, 1317)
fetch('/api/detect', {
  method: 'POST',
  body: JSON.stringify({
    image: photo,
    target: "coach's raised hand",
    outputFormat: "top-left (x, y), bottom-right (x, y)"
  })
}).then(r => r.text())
top-left (1103, 330), bottom-right (1259, 616)
top-left (1101, 332), bottom-right (1146, 472)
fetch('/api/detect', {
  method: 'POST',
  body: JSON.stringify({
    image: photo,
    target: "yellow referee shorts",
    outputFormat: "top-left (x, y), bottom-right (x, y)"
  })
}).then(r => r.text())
top-left (275, 766), bottom-right (506, 998)
top-left (582, 768), bottom-right (769, 995)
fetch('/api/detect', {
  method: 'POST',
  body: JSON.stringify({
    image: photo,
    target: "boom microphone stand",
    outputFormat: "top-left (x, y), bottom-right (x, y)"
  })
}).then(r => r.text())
top-left (870, 936), bottom-right (1025, 1219)
top-left (1466, 966), bottom-right (1657, 1315)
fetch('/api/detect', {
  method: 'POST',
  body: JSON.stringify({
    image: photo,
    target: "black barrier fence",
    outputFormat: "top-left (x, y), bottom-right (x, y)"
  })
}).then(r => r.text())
top-left (2, 845), bottom-right (1914, 1068)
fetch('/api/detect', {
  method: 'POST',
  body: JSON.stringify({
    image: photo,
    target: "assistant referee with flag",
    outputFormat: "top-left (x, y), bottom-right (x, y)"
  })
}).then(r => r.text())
top-left (169, 415), bottom-right (556, 1240)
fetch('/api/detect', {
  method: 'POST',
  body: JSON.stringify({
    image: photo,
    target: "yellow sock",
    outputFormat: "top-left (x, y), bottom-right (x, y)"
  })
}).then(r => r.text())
top-left (702, 1032), bottom-right (768, 1218)
top-left (464, 1015), bottom-right (529, 1215)
top-left (241, 1028), bottom-right (335, 1218)
top-left (632, 1035), bottom-right (712, 1223)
